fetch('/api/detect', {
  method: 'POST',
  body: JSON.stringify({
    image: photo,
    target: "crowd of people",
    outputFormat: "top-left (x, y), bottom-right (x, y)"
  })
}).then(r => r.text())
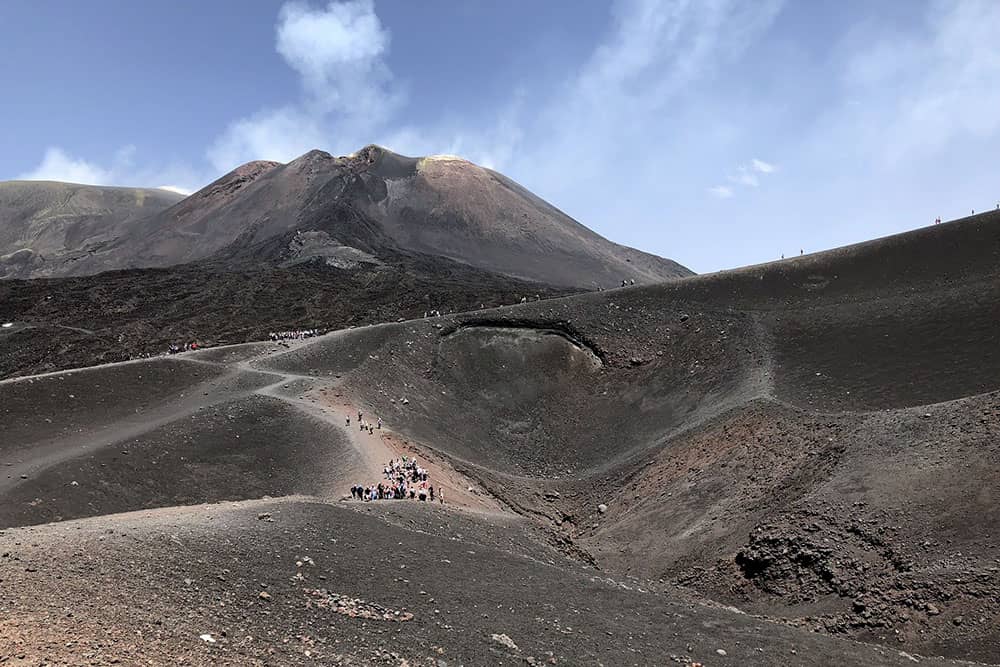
top-left (350, 454), bottom-right (442, 504)
top-left (163, 328), bottom-right (322, 356)
top-left (269, 329), bottom-right (320, 341)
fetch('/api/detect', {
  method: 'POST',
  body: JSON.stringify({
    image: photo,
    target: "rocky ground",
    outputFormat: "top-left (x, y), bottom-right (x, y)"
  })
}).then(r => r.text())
top-left (0, 499), bottom-right (962, 666)
top-left (2, 213), bottom-right (999, 664)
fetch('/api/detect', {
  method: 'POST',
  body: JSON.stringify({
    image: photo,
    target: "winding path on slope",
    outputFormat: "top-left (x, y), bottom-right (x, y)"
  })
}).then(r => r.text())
top-left (0, 330), bottom-right (506, 514)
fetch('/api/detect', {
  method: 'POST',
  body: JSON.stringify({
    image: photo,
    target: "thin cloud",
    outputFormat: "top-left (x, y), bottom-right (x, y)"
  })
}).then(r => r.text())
top-left (708, 185), bottom-right (734, 199)
top-left (731, 165), bottom-right (759, 187)
top-left (381, 0), bottom-right (784, 191)
top-left (717, 157), bottom-right (776, 194)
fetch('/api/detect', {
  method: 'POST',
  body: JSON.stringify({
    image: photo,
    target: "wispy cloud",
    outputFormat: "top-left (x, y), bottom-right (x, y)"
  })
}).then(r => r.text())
top-left (731, 165), bottom-right (759, 187)
top-left (462, 0), bottom-right (786, 225)
top-left (711, 157), bottom-right (777, 198)
top-left (208, 0), bottom-right (399, 172)
top-left (838, 0), bottom-right (1000, 163)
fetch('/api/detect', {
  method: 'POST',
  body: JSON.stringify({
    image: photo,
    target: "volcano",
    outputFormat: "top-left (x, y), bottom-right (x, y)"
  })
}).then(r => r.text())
top-left (1, 146), bottom-right (692, 288)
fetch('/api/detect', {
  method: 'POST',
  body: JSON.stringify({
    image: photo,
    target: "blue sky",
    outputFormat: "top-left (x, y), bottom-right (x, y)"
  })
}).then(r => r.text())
top-left (3, 0), bottom-right (999, 273)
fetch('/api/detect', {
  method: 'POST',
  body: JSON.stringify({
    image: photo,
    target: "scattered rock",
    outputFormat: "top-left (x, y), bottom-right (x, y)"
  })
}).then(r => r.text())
top-left (491, 633), bottom-right (519, 651)
top-left (598, 504), bottom-right (608, 513)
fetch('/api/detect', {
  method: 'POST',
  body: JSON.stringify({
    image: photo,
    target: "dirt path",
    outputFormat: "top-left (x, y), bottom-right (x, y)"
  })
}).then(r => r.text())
top-left (249, 371), bottom-right (509, 513)
top-left (189, 335), bottom-right (513, 513)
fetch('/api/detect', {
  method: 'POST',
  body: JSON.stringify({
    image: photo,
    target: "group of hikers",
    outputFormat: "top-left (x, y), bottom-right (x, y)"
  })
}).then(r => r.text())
top-left (935, 206), bottom-right (1000, 224)
top-left (350, 455), bottom-right (441, 504)
top-left (269, 329), bottom-right (320, 341)
top-left (347, 410), bottom-right (381, 434)
top-left (347, 409), bottom-right (442, 504)
top-left (167, 341), bottom-right (199, 354)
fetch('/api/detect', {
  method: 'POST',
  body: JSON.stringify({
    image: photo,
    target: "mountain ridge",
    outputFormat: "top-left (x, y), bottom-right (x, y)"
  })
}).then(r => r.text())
top-left (0, 180), bottom-right (183, 279)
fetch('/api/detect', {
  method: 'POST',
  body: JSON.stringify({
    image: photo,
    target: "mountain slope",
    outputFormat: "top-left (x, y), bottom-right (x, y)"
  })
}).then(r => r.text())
top-left (1, 211), bottom-right (997, 662)
top-left (10, 146), bottom-right (692, 287)
top-left (0, 181), bottom-right (183, 278)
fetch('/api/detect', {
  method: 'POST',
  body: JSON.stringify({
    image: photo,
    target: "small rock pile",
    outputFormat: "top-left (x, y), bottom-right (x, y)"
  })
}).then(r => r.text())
top-left (304, 589), bottom-right (414, 622)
